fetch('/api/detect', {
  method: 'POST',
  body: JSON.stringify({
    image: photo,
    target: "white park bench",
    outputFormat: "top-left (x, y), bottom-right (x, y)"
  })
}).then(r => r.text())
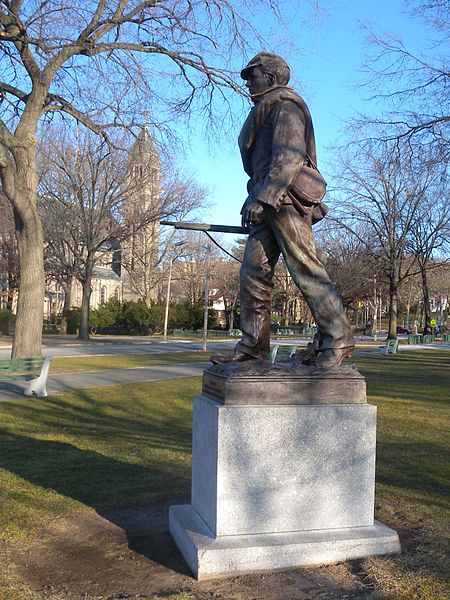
top-left (0, 357), bottom-right (52, 397)
top-left (271, 345), bottom-right (297, 363)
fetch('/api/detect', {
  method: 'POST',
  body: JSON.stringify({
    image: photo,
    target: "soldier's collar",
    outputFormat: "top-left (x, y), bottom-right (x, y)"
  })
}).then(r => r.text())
top-left (250, 85), bottom-right (292, 102)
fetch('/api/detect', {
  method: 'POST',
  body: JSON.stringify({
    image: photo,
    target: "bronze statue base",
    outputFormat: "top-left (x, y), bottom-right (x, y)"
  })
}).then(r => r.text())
top-left (203, 359), bottom-right (366, 405)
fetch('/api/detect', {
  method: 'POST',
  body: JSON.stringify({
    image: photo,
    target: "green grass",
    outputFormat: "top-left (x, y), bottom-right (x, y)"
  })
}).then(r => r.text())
top-left (49, 350), bottom-right (216, 373)
top-left (350, 350), bottom-right (450, 599)
top-left (48, 341), bottom-right (382, 374)
top-left (0, 377), bottom-right (200, 543)
top-left (0, 349), bottom-right (449, 599)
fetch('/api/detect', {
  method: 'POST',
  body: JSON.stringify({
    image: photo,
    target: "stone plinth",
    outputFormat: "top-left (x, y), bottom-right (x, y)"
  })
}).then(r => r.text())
top-left (169, 505), bottom-right (400, 580)
top-left (191, 395), bottom-right (376, 536)
top-left (169, 362), bottom-right (400, 579)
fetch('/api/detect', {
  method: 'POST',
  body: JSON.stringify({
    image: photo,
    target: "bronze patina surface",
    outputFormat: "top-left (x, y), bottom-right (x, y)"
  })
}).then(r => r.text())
top-left (203, 361), bottom-right (366, 405)
top-left (211, 52), bottom-right (354, 369)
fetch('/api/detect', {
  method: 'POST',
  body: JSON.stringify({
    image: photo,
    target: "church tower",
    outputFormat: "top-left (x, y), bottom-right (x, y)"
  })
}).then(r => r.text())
top-left (121, 127), bottom-right (161, 303)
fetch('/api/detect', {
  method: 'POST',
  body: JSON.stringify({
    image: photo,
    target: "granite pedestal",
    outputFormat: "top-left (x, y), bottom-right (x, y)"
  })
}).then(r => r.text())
top-left (169, 361), bottom-right (400, 579)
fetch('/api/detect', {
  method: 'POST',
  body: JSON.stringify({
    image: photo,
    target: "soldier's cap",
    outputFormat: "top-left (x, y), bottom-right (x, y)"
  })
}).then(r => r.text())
top-left (240, 52), bottom-right (290, 80)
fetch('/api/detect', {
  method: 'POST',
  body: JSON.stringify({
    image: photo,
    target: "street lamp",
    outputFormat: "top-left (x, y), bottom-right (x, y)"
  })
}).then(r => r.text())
top-left (163, 240), bottom-right (188, 342)
top-left (373, 277), bottom-right (378, 340)
top-left (202, 240), bottom-right (212, 352)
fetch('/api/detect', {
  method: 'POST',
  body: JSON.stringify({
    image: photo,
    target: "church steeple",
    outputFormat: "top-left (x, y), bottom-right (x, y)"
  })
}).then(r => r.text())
top-left (129, 125), bottom-right (158, 162)
top-left (121, 126), bottom-right (161, 303)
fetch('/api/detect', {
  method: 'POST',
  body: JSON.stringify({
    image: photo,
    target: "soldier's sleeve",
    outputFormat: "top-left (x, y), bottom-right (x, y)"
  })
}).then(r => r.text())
top-left (255, 100), bottom-right (307, 211)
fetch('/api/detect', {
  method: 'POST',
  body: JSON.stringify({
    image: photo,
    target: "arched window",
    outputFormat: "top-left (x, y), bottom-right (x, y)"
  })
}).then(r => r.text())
top-left (115, 287), bottom-right (120, 300)
top-left (100, 286), bottom-right (107, 304)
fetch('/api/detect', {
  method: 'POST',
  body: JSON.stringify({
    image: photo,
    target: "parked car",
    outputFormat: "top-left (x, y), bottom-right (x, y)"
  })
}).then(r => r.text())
top-left (396, 326), bottom-right (412, 334)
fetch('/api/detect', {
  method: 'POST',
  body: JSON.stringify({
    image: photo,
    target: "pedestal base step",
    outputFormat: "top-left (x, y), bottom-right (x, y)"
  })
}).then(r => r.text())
top-left (169, 504), bottom-right (401, 580)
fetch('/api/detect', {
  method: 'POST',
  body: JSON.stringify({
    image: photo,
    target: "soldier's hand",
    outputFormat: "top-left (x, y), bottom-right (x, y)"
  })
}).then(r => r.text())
top-left (241, 202), bottom-right (264, 227)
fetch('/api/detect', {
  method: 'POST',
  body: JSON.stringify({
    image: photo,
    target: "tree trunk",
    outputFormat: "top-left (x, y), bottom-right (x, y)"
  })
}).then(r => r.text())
top-left (6, 289), bottom-right (14, 312)
top-left (12, 206), bottom-right (45, 357)
top-left (3, 136), bottom-right (46, 359)
top-left (223, 299), bottom-right (230, 329)
top-left (420, 264), bottom-right (432, 335)
top-left (59, 279), bottom-right (73, 335)
top-left (231, 297), bottom-right (239, 330)
top-left (405, 284), bottom-right (412, 329)
top-left (387, 282), bottom-right (398, 339)
top-left (79, 258), bottom-right (94, 340)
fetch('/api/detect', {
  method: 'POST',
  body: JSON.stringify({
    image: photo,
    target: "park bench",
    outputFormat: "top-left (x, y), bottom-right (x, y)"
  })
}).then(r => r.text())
top-left (229, 329), bottom-right (242, 336)
top-left (271, 345), bottom-right (297, 363)
top-left (0, 357), bottom-right (52, 397)
top-left (384, 339), bottom-right (399, 355)
top-left (172, 329), bottom-right (187, 336)
top-left (274, 328), bottom-right (294, 336)
top-left (443, 333), bottom-right (450, 342)
top-left (421, 334), bottom-right (435, 343)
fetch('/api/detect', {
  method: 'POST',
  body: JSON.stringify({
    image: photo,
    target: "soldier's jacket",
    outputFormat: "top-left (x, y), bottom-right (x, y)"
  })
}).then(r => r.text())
top-left (238, 86), bottom-right (317, 213)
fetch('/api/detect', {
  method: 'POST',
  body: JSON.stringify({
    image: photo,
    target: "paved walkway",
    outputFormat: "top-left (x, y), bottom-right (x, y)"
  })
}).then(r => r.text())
top-left (0, 362), bottom-right (209, 401)
top-left (1, 337), bottom-right (448, 401)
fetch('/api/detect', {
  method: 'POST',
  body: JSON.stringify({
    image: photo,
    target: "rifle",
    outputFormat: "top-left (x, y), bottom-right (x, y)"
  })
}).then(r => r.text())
top-left (160, 220), bottom-right (249, 235)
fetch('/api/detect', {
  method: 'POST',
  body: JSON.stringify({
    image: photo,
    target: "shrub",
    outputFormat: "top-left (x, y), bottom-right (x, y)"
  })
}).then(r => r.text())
top-left (90, 298), bottom-right (123, 331)
top-left (119, 300), bottom-right (152, 335)
top-left (65, 308), bottom-right (81, 334)
top-left (85, 299), bottom-right (219, 336)
top-left (147, 303), bottom-right (166, 333)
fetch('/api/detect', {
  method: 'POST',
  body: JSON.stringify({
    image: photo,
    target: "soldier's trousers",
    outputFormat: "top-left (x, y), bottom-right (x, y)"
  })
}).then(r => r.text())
top-left (236, 203), bottom-right (354, 360)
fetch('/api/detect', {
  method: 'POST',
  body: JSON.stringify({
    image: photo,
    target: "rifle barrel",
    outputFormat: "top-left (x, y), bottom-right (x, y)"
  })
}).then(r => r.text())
top-left (160, 220), bottom-right (248, 235)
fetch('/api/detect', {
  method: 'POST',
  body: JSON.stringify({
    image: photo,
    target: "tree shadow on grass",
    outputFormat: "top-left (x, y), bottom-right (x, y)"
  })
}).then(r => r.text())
top-left (0, 429), bottom-right (192, 575)
top-left (0, 381), bottom-right (196, 575)
top-left (0, 381), bottom-right (35, 397)
top-left (355, 352), bottom-right (450, 405)
top-left (375, 439), bottom-right (450, 507)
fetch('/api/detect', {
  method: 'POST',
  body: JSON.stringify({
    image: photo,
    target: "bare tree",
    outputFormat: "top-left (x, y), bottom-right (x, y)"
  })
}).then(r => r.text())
top-left (122, 168), bottom-right (207, 304)
top-left (427, 261), bottom-right (450, 326)
top-left (272, 260), bottom-right (304, 326)
top-left (397, 269), bottom-right (423, 327)
top-left (171, 233), bottom-right (219, 307)
top-left (39, 128), bottom-right (163, 339)
top-left (0, 0), bottom-right (301, 357)
top-left (0, 190), bottom-right (17, 311)
top-left (332, 133), bottom-right (438, 338)
top-left (360, 1), bottom-right (449, 155)
top-left (318, 225), bottom-right (383, 316)
top-left (406, 170), bottom-right (450, 333)
top-left (40, 196), bottom-right (79, 333)
top-left (210, 257), bottom-right (241, 329)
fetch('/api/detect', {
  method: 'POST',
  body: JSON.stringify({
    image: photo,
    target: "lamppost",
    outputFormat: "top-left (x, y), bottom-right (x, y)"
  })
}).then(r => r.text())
top-left (202, 240), bottom-right (212, 352)
top-left (373, 277), bottom-right (378, 340)
top-left (163, 240), bottom-right (188, 342)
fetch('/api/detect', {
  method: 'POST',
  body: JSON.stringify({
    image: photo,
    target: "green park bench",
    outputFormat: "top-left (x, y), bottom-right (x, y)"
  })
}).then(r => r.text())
top-left (408, 334), bottom-right (421, 344)
top-left (0, 357), bottom-right (52, 397)
top-left (271, 345), bottom-right (297, 363)
top-left (172, 329), bottom-right (234, 338)
top-left (229, 329), bottom-right (242, 336)
top-left (443, 334), bottom-right (450, 342)
top-left (421, 334), bottom-right (435, 343)
top-left (384, 339), bottom-right (399, 355)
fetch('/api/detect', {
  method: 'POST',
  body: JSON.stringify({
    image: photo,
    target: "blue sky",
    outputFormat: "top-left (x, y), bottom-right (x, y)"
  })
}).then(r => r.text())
top-left (183, 0), bottom-right (431, 227)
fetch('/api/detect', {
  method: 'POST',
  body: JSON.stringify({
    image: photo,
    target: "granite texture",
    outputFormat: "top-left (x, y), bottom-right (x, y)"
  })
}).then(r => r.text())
top-left (169, 504), bottom-right (401, 580)
top-left (191, 395), bottom-right (376, 537)
top-left (169, 369), bottom-right (401, 580)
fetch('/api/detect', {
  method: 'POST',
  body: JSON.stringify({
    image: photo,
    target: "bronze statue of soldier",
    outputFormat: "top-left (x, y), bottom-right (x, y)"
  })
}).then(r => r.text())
top-left (210, 52), bottom-right (354, 369)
